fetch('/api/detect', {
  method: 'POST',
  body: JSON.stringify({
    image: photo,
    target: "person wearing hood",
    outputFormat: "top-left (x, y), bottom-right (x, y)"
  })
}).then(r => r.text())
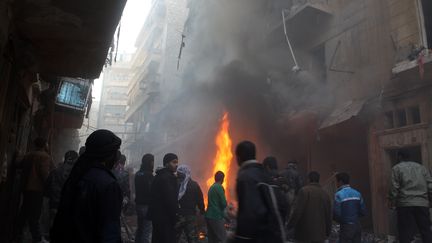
top-left (134, 153), bottom-right (155, 243)
top-left (148, 153), bottom-right (179, 243)
top-left (50, 129), bottom-right (123, 243)
top-left (175, 164), bottom-right (204, 243)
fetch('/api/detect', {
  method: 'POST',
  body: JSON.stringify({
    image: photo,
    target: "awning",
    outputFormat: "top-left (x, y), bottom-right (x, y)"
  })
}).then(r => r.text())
top-left (14, 0), bottom-right (127, 79)
top-left (319, 99), bottom-right (366, 129)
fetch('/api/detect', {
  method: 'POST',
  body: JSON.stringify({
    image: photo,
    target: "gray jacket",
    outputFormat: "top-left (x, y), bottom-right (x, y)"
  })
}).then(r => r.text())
top-left (389, 161), bottom-right (432, 207)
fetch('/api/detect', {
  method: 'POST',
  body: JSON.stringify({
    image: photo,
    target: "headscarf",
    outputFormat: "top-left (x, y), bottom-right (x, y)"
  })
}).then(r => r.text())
top-left (177, 164), bottom-right (191, 200)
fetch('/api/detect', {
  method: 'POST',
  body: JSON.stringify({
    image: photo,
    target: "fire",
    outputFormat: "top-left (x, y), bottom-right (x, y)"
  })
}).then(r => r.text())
top-left (205, 112), bottom-right (233, 205)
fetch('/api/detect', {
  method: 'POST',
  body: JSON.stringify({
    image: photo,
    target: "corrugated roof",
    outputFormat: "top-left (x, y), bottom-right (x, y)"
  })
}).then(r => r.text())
top-left (319, 99), bottom-right (366, 129)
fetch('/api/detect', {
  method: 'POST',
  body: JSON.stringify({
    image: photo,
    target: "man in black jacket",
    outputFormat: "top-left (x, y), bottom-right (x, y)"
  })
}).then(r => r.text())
top-left (176, 164), bottom-right (205, 243)
top-left (135, 153), bottom-right (155, 243)
top-left (51, 129), bottom-right (123, 243)
top-left (233, 141), bottom-right (284, 243)
top-left (279, 161), bottom-right (303, 206)
top-left (148, 153), bottom-right (179, 243)
top-left (262, 157), bottom-right (290, 225)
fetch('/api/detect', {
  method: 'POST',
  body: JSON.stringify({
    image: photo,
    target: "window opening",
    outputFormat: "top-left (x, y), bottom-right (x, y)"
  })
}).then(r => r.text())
top-left (385, 111), bottom-right (394, 129)
top-left (387, 146), bottom-right (422, 166)
top-left (409, 106), bottom-right (421, 124)
top-left (396, 109), bottom-right (407, 127)
top-left (421, 0), bottom-right (432, 48)
top-left (311, 45), bottom-right (327, 82)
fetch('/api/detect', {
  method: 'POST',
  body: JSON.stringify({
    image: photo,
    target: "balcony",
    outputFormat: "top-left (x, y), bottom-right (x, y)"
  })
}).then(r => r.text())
top-left (139, 71), bottom-right (160, 94)
top-left (288, 0), bottom-right (332, 20)
top-left (268, 0), bottom-right (332, 44)
top-left (392, 49), bottom-right (432, 78)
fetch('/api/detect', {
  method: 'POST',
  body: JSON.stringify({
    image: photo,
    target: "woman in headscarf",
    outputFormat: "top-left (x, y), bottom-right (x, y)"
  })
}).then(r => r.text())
top-left (51, 129), bottom-right (123, 243)
top-left (175, 164), bottom-right (205, 243)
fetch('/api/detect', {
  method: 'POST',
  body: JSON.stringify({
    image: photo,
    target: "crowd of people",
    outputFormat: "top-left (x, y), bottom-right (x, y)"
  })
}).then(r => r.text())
top-left (13, 129), bottom-right (432, 243)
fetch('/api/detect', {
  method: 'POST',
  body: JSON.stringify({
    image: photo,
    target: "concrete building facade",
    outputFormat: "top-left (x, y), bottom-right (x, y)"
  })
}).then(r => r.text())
top-left (98, 55), bottom-right (134, 142)
top-left (125, 0), bottom-right (188, 166)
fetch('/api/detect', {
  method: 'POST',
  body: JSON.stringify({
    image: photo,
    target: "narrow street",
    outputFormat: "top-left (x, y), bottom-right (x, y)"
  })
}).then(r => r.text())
top-left (1, 0), bottom-right (432, 242)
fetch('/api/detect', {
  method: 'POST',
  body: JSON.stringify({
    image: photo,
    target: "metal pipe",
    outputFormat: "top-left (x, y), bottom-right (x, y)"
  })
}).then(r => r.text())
top-left (282, 10), bottom-right (300, 72)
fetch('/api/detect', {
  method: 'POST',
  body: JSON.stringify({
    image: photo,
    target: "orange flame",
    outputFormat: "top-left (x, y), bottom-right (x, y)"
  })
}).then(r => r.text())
top-left (205, 112), bottom-right (233, 205)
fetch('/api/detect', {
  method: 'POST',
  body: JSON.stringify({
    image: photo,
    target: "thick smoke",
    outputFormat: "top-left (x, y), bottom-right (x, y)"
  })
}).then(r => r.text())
top-left (142, 0), bottom-right (332, 186)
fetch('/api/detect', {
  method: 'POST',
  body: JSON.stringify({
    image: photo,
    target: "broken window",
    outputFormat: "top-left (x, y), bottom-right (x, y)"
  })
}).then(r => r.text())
top-left (421, 0), bottom-right (432, 48)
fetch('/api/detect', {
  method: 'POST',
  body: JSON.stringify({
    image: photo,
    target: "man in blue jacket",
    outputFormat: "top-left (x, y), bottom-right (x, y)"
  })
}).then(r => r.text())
top-left (333, 172), bottom-right (366, 243)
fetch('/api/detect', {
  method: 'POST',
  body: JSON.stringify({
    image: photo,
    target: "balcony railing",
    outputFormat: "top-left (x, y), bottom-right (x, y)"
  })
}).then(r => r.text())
top-left (392, 49), bottom-right (432, 75)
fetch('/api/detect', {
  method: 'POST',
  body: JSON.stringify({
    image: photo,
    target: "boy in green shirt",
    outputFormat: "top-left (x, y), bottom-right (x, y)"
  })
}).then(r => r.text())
top-left (205, 171), bottom-right (227, 243)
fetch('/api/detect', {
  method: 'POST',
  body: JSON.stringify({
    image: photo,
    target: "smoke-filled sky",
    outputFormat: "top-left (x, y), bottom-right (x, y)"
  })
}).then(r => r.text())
top-left (93, 0), bottom-right (150, 101)
top-left (145, 0), bottom-right (333, 188)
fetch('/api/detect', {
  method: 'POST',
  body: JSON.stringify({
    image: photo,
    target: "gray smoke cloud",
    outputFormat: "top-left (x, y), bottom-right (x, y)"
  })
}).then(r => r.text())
top-left (137, 0), bottom-right (333, 188)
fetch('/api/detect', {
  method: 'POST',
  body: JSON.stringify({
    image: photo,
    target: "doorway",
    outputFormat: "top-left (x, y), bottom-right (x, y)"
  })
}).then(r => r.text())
top-left (387, 145), bottom-right (423, 166)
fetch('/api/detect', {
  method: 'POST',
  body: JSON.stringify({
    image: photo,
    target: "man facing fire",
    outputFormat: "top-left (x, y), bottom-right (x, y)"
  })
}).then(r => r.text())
top-left (205, 171), bottom-right (227, 243)
top-left (176, 164), bottom-right (205, 243)
top-left (232, 141), bottom-right (286, 243)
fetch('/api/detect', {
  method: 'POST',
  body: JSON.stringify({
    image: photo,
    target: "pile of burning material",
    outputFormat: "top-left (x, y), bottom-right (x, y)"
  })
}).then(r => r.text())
top-left (194, 205), bottom-right (237, 243)
top-left (182, 111), bottom-right (238, 243)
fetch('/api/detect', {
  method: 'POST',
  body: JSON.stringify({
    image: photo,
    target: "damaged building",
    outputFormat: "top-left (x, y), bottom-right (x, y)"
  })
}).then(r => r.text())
top-left (122, 0), bottom-right (432, 237)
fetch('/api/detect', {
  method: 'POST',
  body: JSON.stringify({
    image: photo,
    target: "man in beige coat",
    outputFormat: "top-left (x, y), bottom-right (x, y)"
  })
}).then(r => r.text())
top-left (288, 171), bottom-right (332, 243)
